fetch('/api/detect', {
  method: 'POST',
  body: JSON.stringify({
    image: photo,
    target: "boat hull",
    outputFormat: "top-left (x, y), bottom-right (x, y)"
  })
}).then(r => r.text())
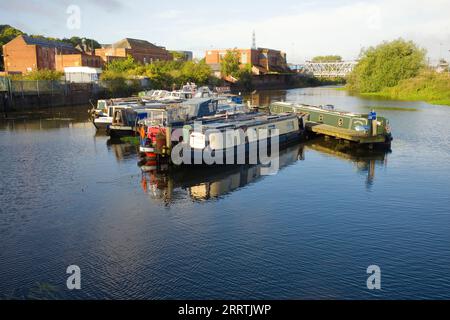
top-left (108, 126), bottom-right (135, 138)
top-left (93, 118), bottom-right (112, 132)
top-left (184, 131), bottom-right (301, 166)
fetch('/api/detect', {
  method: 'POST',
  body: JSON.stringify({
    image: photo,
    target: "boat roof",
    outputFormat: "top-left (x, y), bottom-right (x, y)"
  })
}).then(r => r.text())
top-left (199, 113), bottom-right (296, 131)
top-left (272, 102), bottom-right (362, 117)
top-left (182, 98), bottom-right (215, 105)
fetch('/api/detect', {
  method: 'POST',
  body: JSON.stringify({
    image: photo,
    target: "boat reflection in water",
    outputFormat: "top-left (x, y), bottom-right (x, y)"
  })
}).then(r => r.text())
top-left (139, 138), bottom-right (390, 204)
top-left (304, 137), bottom-right (390, 188)
top-left (106, 138), bottom-right (139, 162)
top-left (139, 144), bottom-right (302, 204)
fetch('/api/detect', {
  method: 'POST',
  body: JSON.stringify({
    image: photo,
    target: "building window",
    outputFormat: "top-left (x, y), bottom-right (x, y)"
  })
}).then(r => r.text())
top-left (241, 52), bottom-right (248, 64)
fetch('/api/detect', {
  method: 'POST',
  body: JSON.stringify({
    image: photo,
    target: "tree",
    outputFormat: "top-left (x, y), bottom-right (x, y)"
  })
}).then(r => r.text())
top-left (221, 50), bottom-right (241, 77)
top-left (235, 63), bottom-right (253, 90)
top-left (62, 36), bottom-right (101, 52)
top-left (105, 55), bottom-right (137, 73)
top-left (312, 55), bottom-right (342, 63)
top-left (347, 39), bottom-right (426, 93)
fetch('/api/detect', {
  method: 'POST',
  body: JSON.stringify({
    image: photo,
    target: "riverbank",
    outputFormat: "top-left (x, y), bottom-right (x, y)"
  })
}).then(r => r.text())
top-left (349, 71), bottom-right (450, 107)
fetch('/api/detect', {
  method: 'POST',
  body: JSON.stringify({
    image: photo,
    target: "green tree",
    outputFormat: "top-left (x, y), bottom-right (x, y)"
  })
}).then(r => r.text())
top-left (105, 55), bottom-right (137, 73)
top-left (234, 63), bottom-right (253, 90)
top-left (62, 36), bottom-right (101, 52)
top-left (101, 56), bottom-right (213, 91)
top-left (220, 50), bottom-right (241, 77)
top-left (347, 39), bottom-right (426, 93)
top-left (312, 55), bottom-right (342, 63)
top-left (181, 59), bottom-right (212, 84)
top-left (170, 51), bottom-right (186, 61)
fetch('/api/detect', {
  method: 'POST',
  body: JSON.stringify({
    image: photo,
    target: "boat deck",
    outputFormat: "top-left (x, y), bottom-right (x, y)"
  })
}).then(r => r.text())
top-left (306, 123), bottom-right (387, 144)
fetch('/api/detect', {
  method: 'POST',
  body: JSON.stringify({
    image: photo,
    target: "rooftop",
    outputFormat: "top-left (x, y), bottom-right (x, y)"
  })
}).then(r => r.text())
top-left (108, 38), bottom-right (165, 50)
top-left (21, 35), bottom-right (77, 51)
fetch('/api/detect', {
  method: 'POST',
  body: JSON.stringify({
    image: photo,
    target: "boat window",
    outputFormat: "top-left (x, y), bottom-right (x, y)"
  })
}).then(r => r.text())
top-left (287, 121), bottom-right (295, 131)
top-left (97, 101), bottom-right (106, 110)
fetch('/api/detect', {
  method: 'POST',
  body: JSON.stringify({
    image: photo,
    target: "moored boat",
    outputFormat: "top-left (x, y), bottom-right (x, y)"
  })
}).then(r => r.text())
top-left (270, 102), bottom-right (393, 146)
top-left (185, 113), bottom-right (302, 165)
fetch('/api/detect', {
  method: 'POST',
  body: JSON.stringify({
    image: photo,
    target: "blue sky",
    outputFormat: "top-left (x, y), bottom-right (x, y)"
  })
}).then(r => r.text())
top-left (1, 0), bottom-right (450, 63)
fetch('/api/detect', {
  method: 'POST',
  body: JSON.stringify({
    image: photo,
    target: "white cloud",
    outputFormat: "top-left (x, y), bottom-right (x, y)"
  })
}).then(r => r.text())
top-left (2, 0), bottom-right (450, 64)
top-left (180, 0), bottom-right (450, 63)
top-left (154, 9), bottom-right (183, 20)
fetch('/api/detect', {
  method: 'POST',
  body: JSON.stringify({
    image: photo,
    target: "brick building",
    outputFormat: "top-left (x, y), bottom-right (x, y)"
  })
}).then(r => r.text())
top-left (95, 38), bottom-right (172, 64)
top-left (55, 53), bottom-right (103, 71)
top-left (205, 48), bottom-right (290, 77)
top-left (2, 35), bottom-right (79, 74)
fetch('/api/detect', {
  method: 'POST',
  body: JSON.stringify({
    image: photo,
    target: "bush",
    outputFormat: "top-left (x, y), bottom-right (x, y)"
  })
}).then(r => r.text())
top-left (379, 70), bottom-right (450, 105)
top-left (347, 39), bottom-right (426, 93)
top-left (10, 69), bottom-right (64, 81)
top-left (100, 56), bottom-right (214, 91)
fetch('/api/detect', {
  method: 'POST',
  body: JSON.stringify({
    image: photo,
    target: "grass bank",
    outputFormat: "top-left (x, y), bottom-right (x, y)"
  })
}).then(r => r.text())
top-left (356, 71), bottom-right (450, 106)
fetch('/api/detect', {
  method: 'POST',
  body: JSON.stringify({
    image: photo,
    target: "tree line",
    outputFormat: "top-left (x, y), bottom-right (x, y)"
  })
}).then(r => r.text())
top-left (346, 38), bottom-right (450, 106)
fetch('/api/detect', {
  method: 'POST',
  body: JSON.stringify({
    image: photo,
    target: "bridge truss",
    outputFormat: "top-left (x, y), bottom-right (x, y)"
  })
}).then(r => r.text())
top-left (302, 61), bottom-right (357, 78)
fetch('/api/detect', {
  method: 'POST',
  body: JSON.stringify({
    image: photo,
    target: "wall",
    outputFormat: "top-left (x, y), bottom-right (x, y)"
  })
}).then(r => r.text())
top-left (3, 37), bottom-right (37, 73)
top-left (55, 54), bottom-right (103, 71)
top-left (95, 47), bottom-right (172, 64)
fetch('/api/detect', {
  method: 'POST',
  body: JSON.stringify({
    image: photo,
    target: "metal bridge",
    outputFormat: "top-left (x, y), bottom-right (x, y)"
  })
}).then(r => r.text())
top-left (300, 61), bottom-right (358, 78)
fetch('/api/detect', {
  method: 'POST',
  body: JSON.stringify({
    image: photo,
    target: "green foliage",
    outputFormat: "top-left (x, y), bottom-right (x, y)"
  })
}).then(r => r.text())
top-left (373, 70), bottom-right (450, 106)
top-left (100, 56), bottom-right (214, 93)
top-left (312, 55), bottom-right (342, 63)
top-left (234, 63), bottom-right (253, 90)
top-left (10, 69), bottom-right (64, 81)
top-left (105, 55), bottom-right (137, 73)
top-left (347, 39), bottom-right (426, 93)
top-left (0, 25), bottom-right (23, 45)
top-left (220, 50), bottom-right (241, 77)
top-left (62, 36), bottom-right (101, 52)
top-left (170, 51), bottom-right (186, 61)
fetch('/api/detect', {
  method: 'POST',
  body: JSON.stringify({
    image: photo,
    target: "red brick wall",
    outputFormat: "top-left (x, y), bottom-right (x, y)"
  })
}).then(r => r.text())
top-left (55, 54), bottom-right (104, 71)
top-left (205, 49), bottom-right (258, 65)
top-left (3, 36), bottom-right (80, 73)
top-left (3, 37), bottom-right (38, 73)
top-left (95, 47), bottom-right (172, 64)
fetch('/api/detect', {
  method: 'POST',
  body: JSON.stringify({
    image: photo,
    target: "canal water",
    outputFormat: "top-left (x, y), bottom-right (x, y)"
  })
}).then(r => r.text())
top-left (1, 87), bottom-right (449, 299)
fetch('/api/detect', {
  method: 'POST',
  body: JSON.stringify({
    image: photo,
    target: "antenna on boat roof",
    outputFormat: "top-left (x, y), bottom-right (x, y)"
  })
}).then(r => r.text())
top-left (252, 30), bottom-right (256, 49)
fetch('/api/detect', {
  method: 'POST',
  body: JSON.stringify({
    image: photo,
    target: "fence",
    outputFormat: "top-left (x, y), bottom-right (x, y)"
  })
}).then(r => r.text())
top-left (0, 77), bottom-right (9, 92)
top-left (0, 77), bottom-right (150, 111)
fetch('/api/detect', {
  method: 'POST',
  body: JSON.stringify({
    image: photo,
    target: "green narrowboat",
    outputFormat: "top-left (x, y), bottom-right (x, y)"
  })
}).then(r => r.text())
top-left (269, 102), bottom-right (392, 146)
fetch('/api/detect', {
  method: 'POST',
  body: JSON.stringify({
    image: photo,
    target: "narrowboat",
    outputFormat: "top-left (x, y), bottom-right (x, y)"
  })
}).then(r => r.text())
top-left (269, 102), bottom-right (393, 146)
top-left (186, 113), bottom-right (302, 165)
top-left (137, 97), bottom-right (249, 159)
top-left (108, 103), bottom-right (168, 138)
